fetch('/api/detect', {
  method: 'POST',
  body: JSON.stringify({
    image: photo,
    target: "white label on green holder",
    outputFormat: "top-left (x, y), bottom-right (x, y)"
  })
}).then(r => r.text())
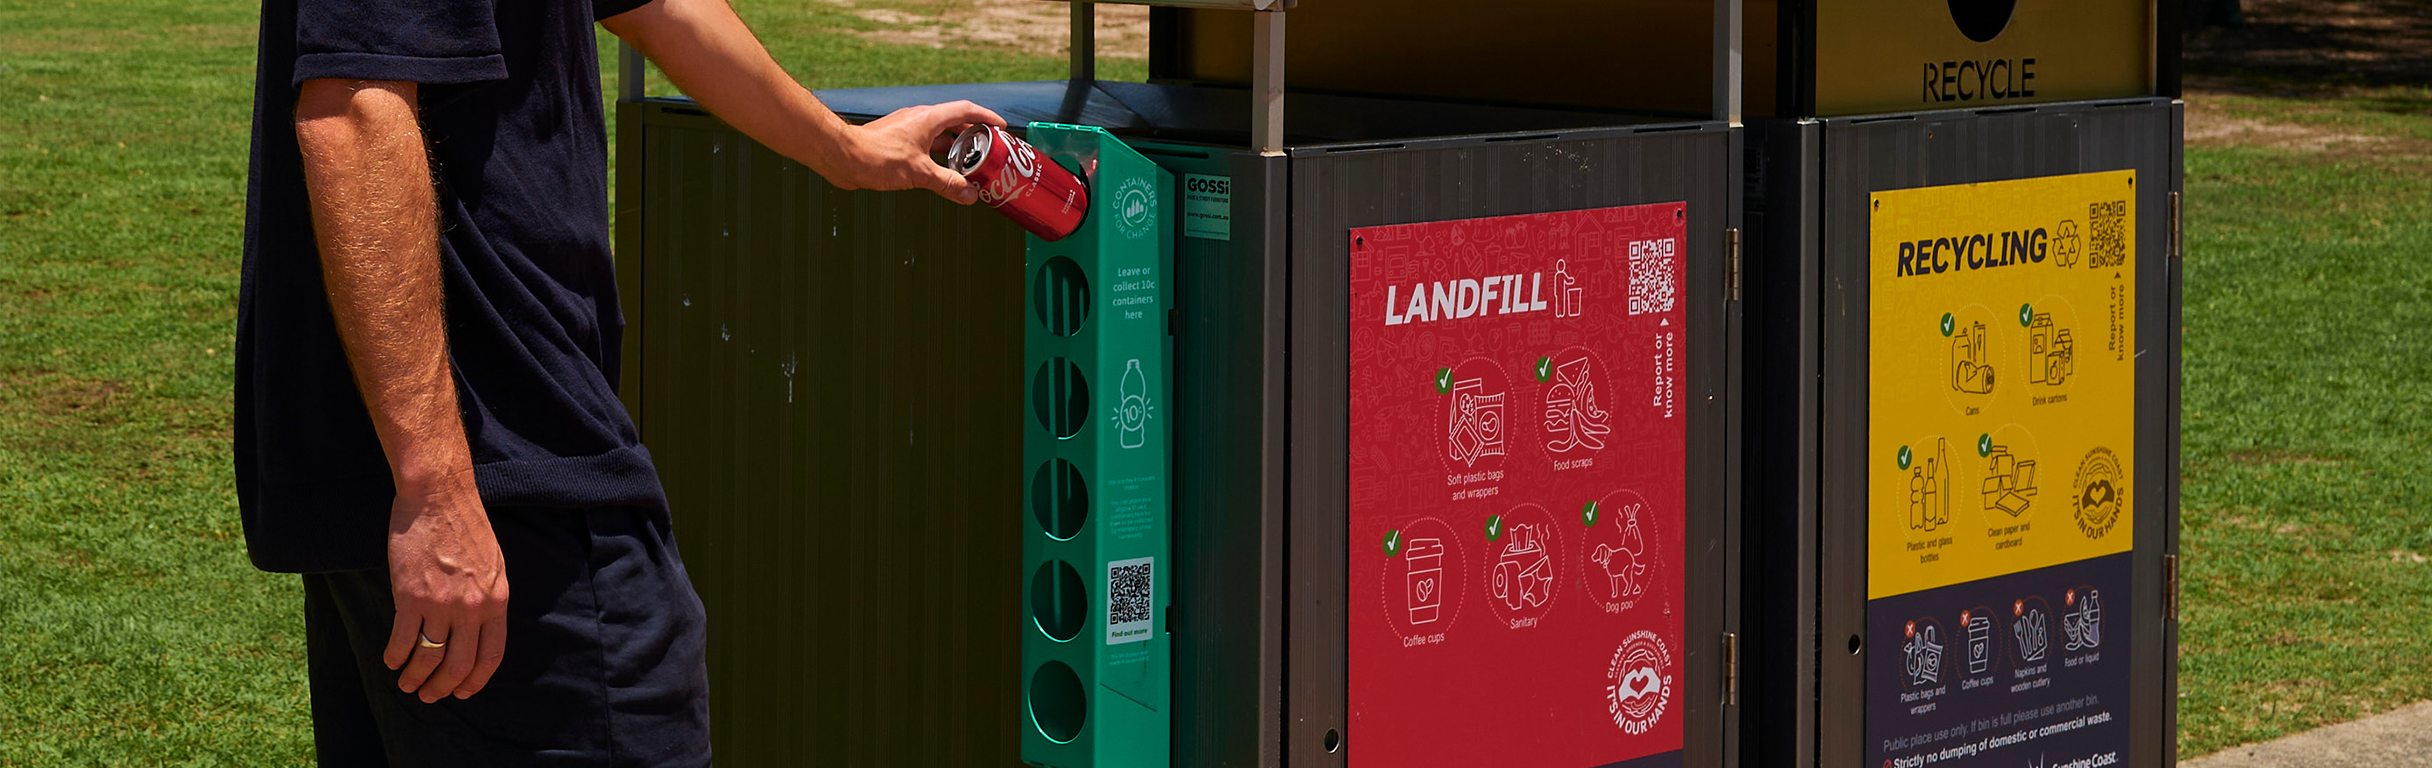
top-left (1106, 556), bottom-right (1155, 644)
top-left (1183, 174), bottom-right (1231, 241)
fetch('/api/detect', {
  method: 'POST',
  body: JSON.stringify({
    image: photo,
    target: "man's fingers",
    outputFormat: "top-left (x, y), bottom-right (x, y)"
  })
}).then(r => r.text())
top-left (383, 610), bottom-right (421, 671)
top-left (928, 163), bottom-right (979, 205)
top-left (419, 622), bottom-right (481, 703)
top-left (921, 100), bottom-right (1006, 135)
top-left (395, 620), bottom-right (449, 693)
top-left (454, 613), bottom-right (508, 699)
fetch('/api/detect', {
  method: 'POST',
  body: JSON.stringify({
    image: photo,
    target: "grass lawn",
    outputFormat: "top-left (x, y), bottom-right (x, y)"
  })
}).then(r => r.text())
top-left (2173, 87), bottom-right (2432, 755)
top-left (0, 0), bottom-right (1125, 763)
top-left (0, 0), bottom-right (2426, 762)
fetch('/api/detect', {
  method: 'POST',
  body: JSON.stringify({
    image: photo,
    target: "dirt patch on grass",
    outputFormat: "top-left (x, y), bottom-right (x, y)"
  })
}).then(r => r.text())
top-left (1, 374), bottom-right (128, 418)
top-left (2185, 101), bottom-right (2393, 152)
top-left (824, 0), bottom-right (1149, 59)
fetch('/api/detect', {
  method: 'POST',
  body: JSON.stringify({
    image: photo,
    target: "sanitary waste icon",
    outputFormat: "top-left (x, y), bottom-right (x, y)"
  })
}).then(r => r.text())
top-left (1491, 523), bottom-right (1553, 611)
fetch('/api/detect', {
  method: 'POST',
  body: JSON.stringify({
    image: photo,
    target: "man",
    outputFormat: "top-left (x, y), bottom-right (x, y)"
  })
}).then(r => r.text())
top-left (236, 0), bottom-right (1001, 762)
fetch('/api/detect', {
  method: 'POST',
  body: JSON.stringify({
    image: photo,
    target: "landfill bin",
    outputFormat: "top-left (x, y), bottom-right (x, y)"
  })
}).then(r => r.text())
top-left (613, 1), bottom-right (1748, 765)
top-left (1736, 2), bottom-right (2184, 767)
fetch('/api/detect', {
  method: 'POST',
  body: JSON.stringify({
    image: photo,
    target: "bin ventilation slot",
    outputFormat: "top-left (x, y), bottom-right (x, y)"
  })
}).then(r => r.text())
top-left (1032, 358), bottom-right (1090, 439)
top-left (1033, 256), bottom-right (1091, 337)
top-left (1032, 459), bottom-right (1090, 540)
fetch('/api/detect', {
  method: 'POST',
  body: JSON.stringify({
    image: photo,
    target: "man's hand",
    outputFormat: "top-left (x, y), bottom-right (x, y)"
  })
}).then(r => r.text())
top-left (834, 101), bottom-right (1005, 203)
top-left (601, 0), bottom-right (1005, 203)
top-left (296, 78), bottom-right (510, 702)
top-left (382, 466), bottom-right (509, 702)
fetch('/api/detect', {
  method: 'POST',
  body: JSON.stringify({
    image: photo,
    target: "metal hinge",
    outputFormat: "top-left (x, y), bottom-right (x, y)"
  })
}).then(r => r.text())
top-left (1723, 632), bottom-right (1740, 706)
top-left (1725, 227), bottom-right (1742, 302)
top-left (2169, 191), bottom-right (2182, 261)
top-left (2165, 554), bottom-right (2180, 622)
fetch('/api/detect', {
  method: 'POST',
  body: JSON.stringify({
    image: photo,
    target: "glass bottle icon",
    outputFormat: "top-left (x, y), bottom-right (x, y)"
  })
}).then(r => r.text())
top-left (1118, 358), bottom-right (1149, 449)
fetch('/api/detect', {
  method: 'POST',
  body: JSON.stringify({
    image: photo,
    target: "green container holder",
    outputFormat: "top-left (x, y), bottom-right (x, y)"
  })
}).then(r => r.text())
top-left (1020, 123), bottom-right (1175, 768)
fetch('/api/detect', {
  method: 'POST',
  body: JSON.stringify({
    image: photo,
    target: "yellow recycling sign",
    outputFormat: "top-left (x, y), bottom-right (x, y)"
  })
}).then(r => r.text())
top-left (1868, 170), bottom-right (2137, 600)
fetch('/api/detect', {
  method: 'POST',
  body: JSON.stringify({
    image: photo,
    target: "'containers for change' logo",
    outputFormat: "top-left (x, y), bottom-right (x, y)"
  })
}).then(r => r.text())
top-left (1114, 177), bottom-right (1158, 240)
top-left (1605, 630), bottom-right (1673, 735)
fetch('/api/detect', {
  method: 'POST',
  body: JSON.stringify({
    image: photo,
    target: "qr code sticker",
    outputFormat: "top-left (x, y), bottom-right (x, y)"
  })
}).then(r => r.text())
top-left (1629, 237), bottom-right (1678, 316)
top-left (2087, 200), bottom-right (2128, 268)
top-left (1106, 557), bottom-right (1154, 645)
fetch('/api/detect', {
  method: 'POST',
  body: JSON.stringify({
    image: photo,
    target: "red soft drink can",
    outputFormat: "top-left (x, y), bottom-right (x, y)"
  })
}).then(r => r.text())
top-left (948, 124), bottom-right (1088, 242)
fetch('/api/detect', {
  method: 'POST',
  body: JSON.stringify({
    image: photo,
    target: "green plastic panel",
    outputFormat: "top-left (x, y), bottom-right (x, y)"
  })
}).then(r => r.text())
top-left (1020, 124), bottom-right (1176, 768)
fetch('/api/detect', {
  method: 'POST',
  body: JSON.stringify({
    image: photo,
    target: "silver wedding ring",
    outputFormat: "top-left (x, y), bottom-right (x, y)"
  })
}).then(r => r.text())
top-left (417, 632), bottom-right (448, 649)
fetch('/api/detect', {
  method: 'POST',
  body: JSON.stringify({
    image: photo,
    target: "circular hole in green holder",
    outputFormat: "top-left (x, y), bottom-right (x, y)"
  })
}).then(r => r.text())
top-left (1031, 459), bottom-right (1089, 540)
top-left (1032, 256), bottom-right (1090, 337)
top-left (1029, 659), bottom-right (1088, 744)
top-left (1031, 358), bottom-right (1089, 439)
top-left (1031, 559), bottom-right (1087, 642)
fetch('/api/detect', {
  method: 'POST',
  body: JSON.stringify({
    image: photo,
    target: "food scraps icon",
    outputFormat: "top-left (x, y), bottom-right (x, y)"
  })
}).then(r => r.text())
top-left (1543, 357), bottom-right (1611, 453)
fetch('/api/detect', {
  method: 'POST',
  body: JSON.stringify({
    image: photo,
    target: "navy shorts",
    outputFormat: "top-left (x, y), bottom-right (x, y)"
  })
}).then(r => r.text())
top-left (302, 506), bottom-right (711, 767)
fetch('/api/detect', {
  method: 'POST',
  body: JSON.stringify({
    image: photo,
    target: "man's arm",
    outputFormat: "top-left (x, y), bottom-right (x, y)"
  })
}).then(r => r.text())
top-left (600, 0), bottom-right (1004, 203)
top-left (294, 79), bottom-right (509, 704)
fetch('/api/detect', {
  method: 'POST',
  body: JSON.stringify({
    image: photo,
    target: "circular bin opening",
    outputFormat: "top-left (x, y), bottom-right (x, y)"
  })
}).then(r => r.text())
top-left (1032, 256), bottom-right (1090, 337)
top-left (1031, 559), bottom-right (1087, 642)
top-left (1029, 660), bottom-right (1088, 744)
top-left (1031, 358), bottom-right (1089, 439)
top-left (1946, 0), bottom-right (2017, 43)
top-left (1031, 459), bottom-right (1089, 540)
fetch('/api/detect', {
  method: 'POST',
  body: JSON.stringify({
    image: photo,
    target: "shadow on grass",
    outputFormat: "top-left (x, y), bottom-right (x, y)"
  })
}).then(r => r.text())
top-left (2184, 0), bottom-right (2432, 97)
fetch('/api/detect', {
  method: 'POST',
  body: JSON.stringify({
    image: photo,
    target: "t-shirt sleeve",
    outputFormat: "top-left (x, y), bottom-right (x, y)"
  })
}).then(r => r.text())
top-left (593, 0), bottom-right (656, 22)
top-left (293, 0), bottom-right (508, 87)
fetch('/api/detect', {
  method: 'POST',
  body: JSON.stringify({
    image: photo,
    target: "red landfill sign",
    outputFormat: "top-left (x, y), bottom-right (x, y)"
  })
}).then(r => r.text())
top-left (1348, 203), bottom-right (1689, 768)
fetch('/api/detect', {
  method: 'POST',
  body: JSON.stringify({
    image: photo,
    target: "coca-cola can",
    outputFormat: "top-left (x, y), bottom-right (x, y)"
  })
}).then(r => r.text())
top-left (948, 124), bottom-right (1088, 241)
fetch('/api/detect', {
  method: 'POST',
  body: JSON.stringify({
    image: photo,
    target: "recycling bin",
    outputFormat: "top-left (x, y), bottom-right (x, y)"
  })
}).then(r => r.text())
top-left (1735, 2), bottom-right (2184, 767)
top-left (613, 0), bottom-right (1747, 765)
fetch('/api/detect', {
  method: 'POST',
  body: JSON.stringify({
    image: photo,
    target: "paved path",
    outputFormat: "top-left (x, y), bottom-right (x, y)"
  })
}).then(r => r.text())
top-left (2184, 701), bottom-right (2432, 768)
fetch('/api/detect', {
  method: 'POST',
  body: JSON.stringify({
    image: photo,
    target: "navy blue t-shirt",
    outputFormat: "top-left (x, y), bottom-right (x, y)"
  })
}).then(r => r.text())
top-left (238, 0), bottom-right (660, 573)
